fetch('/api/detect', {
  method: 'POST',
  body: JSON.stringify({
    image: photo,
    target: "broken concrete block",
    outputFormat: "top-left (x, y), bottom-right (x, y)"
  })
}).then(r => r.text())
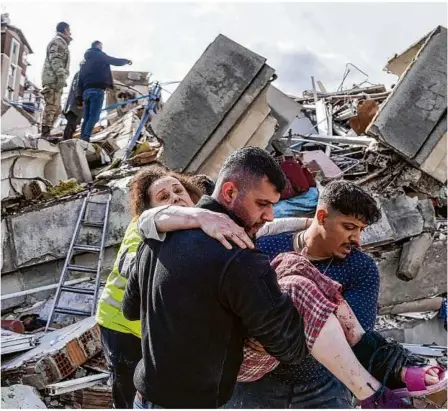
top-left (1, 136), bottom-right (68, 201)
top-left (380, 195), bottom-right (424, 240)
top-left (155, 34), bottom-right (269, 171)
top-left (1, 317), bottom-right (101, 389)
top-left (397, 232), bottom-right (434, 281)
top-left (58, 139), bottom-right (93, 184)
top-left (373, 240), bottom-right (447, 307)
top-left (417, 198), bottom-right (437, 232)
top-left (1, 384), bottom-right (46, 409)
top-left (361, 210), bottom-right (395, 247)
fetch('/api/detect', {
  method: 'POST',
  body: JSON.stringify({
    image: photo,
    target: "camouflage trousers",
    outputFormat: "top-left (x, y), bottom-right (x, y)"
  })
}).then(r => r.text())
top-left (41, 87), bottom-right (63, 128)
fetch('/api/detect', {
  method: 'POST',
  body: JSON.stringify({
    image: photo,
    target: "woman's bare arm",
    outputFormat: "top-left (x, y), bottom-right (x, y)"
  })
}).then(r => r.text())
top-left (256, 217), bottom-right (311, 239)
top-left (138, 206), bottom-right (254, 250)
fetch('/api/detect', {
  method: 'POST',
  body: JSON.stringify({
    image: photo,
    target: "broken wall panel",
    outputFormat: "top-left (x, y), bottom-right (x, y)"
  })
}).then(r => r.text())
top-left (197, 86), bottom-right (272, 178)
top-left (1, 178), bottom-right (131, 274)
top-left (267, 85), bottom-right (304, 141)
top-left (155, 34), bottom-right (268, 171)
top-left (367, 26), bottom-right (447, 183)
top-left (186, 64), bottom-right (275, 173)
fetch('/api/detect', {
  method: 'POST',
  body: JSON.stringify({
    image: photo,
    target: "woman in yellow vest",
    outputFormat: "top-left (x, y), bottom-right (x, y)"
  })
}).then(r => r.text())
top-left (96, 165), bottom-right (203, 408)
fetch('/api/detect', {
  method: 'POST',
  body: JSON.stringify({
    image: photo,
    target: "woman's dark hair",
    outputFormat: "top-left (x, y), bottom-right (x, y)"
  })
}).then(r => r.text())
top-left (129, 164), bottom-right (203, 217)
top-left (189, 174), bottom-right (215, 196)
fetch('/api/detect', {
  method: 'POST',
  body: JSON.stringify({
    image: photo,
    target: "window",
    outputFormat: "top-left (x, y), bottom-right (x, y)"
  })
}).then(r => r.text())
top-left (8, 64), bottom-right (17, 90)
top-left (22, 49), bottom-right (28, 65)
top-left (8, 64), bottom-right (16, 78)
top-left (5, 87), bottom-right (14, 100)
top-left (10, 38), bottom-right (20, 64)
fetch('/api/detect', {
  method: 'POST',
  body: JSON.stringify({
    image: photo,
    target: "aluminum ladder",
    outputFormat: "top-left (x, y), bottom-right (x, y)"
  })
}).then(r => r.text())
top-left (45, 186), bottom-right (112, 331)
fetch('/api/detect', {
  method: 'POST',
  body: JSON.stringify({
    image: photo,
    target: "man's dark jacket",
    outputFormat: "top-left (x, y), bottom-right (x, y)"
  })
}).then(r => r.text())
top-left (77, 47), bottom-right (128, 97)
top-left (122, 196), bottom-right (308, 408)
top-left (63, 71), bottom-right (83, 117)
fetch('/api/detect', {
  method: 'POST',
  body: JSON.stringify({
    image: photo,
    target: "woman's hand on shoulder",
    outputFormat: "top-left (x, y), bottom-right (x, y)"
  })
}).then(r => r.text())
top-left (197, 210), bottom-right (254, 250)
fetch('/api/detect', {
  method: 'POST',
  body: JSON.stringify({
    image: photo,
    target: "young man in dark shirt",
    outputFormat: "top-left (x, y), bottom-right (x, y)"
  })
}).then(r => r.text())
top-left (227, 180), bottom-right (382, 408)
top-left (122, 147), bottom-right (309, 408)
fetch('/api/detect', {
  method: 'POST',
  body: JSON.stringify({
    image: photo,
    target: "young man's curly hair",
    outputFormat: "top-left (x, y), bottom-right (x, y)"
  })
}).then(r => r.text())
top-left (129, 164), bottom-right (203, 217)
top-left (319, 180), bottom-right (381, 225)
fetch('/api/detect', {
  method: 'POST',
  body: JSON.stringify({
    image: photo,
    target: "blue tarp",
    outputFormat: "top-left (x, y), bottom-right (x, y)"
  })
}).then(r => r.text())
top-left (274, 187), bottom-right (319, 218)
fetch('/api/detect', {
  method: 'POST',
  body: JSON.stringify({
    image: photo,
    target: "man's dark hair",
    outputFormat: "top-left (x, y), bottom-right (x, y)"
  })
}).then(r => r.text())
top-left (190, 174), bottom-right (215, 196)
top-left (319, 180), bottom-right (381, 225)
top-left (218, 146), bottom-right (286, 193)
top-left (56, 22), bottom-right (69, 33)
top-left (91, 40), bottom-right (102, 48)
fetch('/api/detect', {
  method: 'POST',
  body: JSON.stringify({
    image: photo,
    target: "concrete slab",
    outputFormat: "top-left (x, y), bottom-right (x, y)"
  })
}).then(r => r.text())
top-left (155, 34), bottom-right (268, 171)
top-left (1, 246), bottom-right (118, 311)
top-left (361, 210), bottom-right (395, 247)
top-left (368, 26), bottom-right (447, 160)
top-left (245, 114), bottom-right (277, 149)
top-left (267, 85), bottom-right (303, 141)
top-left (186, 64), bottom-right (275, 173)
top-left (197, 86), bottom-right (271, 178)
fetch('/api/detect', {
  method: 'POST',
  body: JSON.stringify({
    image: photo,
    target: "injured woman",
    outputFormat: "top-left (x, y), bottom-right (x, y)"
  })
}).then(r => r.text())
top-left (237, 250), bottom-right (446, 408)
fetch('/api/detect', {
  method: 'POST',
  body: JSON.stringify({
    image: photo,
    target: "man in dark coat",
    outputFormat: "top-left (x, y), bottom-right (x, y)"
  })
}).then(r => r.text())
top-left (62, 67), bottom-right (83, 140)
top-left (77, 41), bottom-right (131, 142)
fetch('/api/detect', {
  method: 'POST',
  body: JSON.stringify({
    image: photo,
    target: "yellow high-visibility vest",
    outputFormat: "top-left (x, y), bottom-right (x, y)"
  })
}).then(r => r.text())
top-left (96, 218), bottom-right (141, 337)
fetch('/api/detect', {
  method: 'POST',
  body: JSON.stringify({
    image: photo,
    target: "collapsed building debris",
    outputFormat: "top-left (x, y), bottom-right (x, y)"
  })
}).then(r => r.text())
top-left (1, 26), bottom-right (447, 408)
top-left (1, 317), bottom-right (101, 389)
top-left (277, 26), bottom-right (447, 350)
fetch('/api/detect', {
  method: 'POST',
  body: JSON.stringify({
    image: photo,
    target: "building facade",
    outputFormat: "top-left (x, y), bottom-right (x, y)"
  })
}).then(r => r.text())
top-left (1, 13), bottom-right (33, 103)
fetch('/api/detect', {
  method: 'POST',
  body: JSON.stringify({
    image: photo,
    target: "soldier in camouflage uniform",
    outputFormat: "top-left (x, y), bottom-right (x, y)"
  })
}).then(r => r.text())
top-left (41, 22), bottom-right (72, 139)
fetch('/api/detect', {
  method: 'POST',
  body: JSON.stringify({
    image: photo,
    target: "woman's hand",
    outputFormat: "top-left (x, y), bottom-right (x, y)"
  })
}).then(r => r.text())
top-left (197, 210), bottom-right (254, 250)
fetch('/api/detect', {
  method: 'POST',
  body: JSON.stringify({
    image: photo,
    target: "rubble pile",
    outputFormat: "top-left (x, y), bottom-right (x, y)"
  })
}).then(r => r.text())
top-left (1, 315), bottom-right (112, 409)
top-left (1, 26), bottom-right (447, 409)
